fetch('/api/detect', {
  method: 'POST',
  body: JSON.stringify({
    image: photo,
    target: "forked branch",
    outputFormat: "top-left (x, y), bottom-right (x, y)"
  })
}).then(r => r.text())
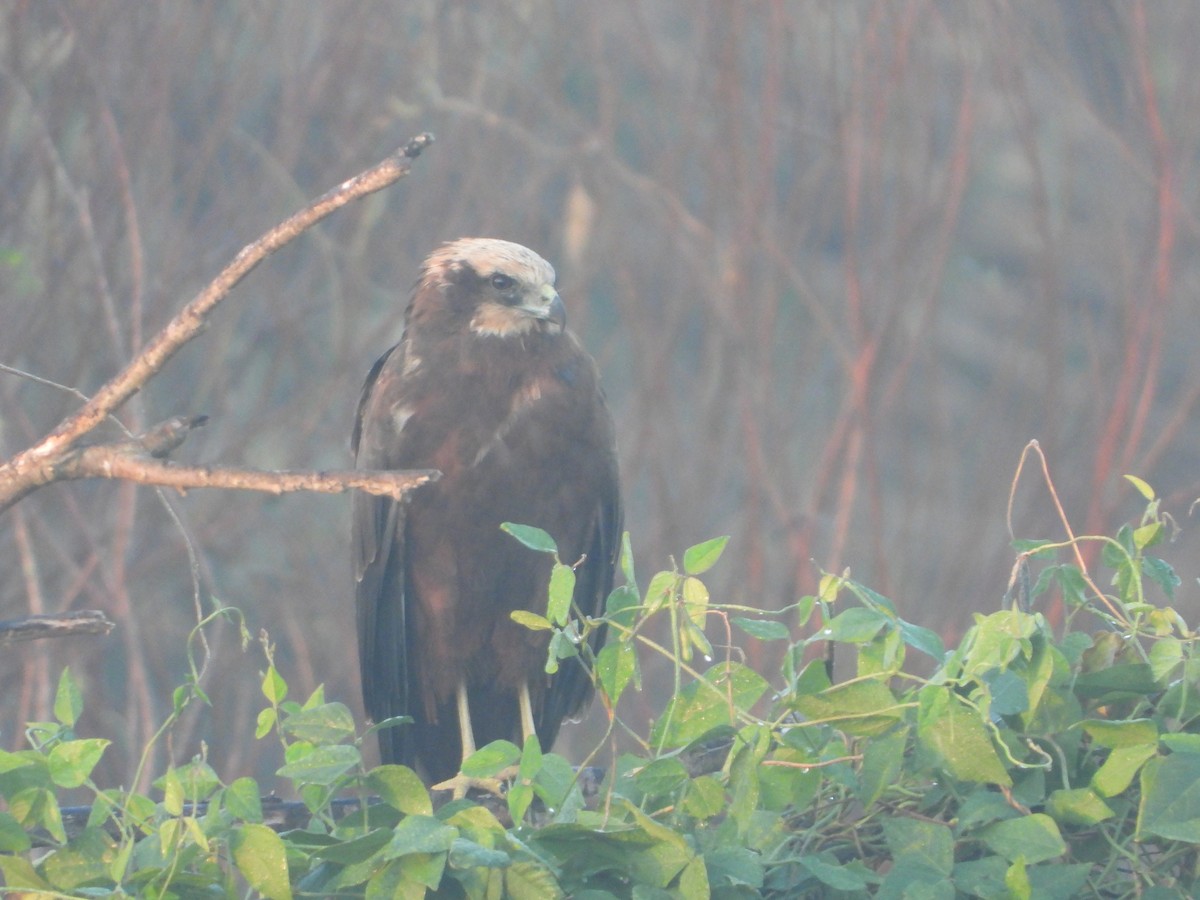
top-left (0, 133), bottom-right (435, 514)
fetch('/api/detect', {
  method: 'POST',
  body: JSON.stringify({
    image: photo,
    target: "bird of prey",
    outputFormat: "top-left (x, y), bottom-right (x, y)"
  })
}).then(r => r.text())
top-left (352, 238), bottom-right (621, 795)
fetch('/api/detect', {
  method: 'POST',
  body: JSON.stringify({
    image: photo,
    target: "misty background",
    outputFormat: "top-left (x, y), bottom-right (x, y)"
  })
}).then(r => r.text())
top-left (3, 2), bottom-right (1199, 786)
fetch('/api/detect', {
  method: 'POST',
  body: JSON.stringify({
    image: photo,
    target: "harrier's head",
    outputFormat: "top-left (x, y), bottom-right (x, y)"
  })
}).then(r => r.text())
top-left (410, 238), bottom-right (565, 337)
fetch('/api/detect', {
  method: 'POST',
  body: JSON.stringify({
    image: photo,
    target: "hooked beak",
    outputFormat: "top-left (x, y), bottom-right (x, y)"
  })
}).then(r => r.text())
top-left (518, 284), bottom-right (566, 330)
top-left (543, 289), bottom-right (566, 330)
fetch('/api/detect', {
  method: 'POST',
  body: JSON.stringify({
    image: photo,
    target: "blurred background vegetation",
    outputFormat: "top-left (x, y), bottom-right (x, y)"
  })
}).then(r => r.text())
top-left (2, 2), bottom-right (1199, 788)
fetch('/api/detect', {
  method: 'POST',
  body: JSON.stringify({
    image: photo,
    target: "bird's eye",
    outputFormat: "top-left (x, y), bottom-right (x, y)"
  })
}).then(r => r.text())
top-left (490, 273), bottom-right (516, 291)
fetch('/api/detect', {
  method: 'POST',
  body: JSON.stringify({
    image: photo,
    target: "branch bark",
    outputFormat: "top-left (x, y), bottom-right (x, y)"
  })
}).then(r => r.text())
top-left (0, 132), bottom-right (435, 514)
top-left (0, 611), bottom-right (116, 646)
top-left (48, 416), bottom-right (438, 501)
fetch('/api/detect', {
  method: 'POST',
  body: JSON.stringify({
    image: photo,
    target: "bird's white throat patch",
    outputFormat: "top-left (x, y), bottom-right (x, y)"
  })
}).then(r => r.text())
top-left (469, 301), bottom-right (547, 337)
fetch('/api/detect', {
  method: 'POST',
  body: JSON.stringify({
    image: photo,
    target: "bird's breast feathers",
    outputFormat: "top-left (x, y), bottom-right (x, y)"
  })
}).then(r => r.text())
top-left (369, 331), bottom-right (594, 477)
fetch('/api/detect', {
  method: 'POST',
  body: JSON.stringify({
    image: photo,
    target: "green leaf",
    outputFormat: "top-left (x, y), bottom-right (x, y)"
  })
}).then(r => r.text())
top-left (0, 747), bottom-right (39, 774)
top-left (898, 620), bottom-right (946, 659)
top-left (681, 576), bottom-right (709, 625)
top-left (644, 570), bottom-right (677, 612)
top-left (595, 639), bottom-right (637, 704)
top-left (1049, 564), bottom-right (1088, 609)
top-left (42, 826), bottom-right (115, 891)
top-left (1027, 863), bottom-right (1092, 899)
top-left (47, 739), bottom-right (108, 789)
top-left (1137, 752), bottom-right (1200, 842)
top-left (174, 758), bottom-right (222, 800)
top-left (1144, 556), bottom-right (1180, 600)
top-left (1149, 639), bottom-right (1183, 681)
top-left (1161, 733), bottom-right (1200, 753)
top-left (799, 853), bottom-right (868, 890)
top-left (1091, 743), bottom-right (1157, 798)
top-left (1074, 664), bottom-right (1158, 700)
top-left (502, 522), bottom-right (557, 553)
top-left (281, 702), bottom-right (357, 744)
top-left (402, 851), bottom-right (448, 890)
top-left (545, 630), bottom-right (575, 673)
top-left (1132, 521), bottom-right (1162, 551)
top-left (462, 740), bottom-right (520, 777)
top-left (1082, 718), bottom-right (1158, 748)
top-left (53, 668), bottom-right (83, 729)
top-left (731, 726), bottom-right (772, 836)
top-left (369, 765), bottom-right (432, 815)
top-left (983, 669), bottom-right (1028, 717)
top-left (859, 727), bottom-right (907, 807)
top-left (680, 615), bottom-right (712, 663)
top-left (232, 823), bottom-right (293, 900)
top-left (303, 683), bottom-right (327, 709)
top-left (790, 679), bottom-right (904, 737)
top-left (955, 789), bottom-right (1018, 833)
top-left (1005, 858), bottom-right (1031, 900)
top-left (161, 766), bottom-right (184, 816)
top-left (961, 610), bottom-right (1038, 675)
top-left (507, 782), bottom-right (534, 825)
top-left (504, 857), bottom-right (564, 899)
top-left (732, 616), bottom-right (791, 641)
top-left (704, 845), bottom-right (765, 890)
top-left (681, 775), bottom-right (726, 820)
top-left (1124, 474), bottom-right (1156, 500)
top-left (275, 744), bottom-right (360, 785)
top-left (953, 857), bottom-right (1009, 899)
top-left (1046, 787), bottom-right (1114, 826)
top-left (650, 662), bottom-right (769, 749)
top-left (449, 837), bottom-right (510, 869)
top-left (108, 837), bottom-right (133, 886)
top-left (884, 816), bottom-right (953, 871)
top-left (256, 706), bottom-right (277, 738)
top-left (605, 584), bottom-right (640, 630)
top-left (312, 828), bottom-right (392, 866)
top-left (679, 854), bottom-right (709, 897)
top-left (546, 562), bottom-right (576, 626)
top-left (823, 607), bottom-right (889, 643)
top-left (0, 855), bottom-right (51, 891)
top-left (634, 758), bottom-right (689, 798)
top-left (682, 535), bottom-right (729, 575)
top-left (518, 732), bottom-right (543, 782)
top-left (978, 814), bottom-right (1066, 864)
top-left (384, 814), bottom-right (458, 857)
top-left (261, 665), bottom-right (288, 705)
top-left (511, 609), bottom-right (553, 631)
top-left (0, 810), bottom-right (30, 852)
top-left (619, 530), bottom-right (636, 586)
top-left (225, 776), bottom-right (264, 821)
top-left (917, 687), bottom-right (1011, 786)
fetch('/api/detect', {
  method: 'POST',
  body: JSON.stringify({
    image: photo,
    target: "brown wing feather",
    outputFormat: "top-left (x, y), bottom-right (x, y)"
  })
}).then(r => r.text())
top-left (353, 343), bottom-right (415, 767)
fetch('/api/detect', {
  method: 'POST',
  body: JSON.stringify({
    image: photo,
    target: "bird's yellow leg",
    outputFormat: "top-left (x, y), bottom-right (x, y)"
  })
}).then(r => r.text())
top-left (518, 680), bottom-right (538, 747)
top-left (431, 679), bottom-right (509, 799)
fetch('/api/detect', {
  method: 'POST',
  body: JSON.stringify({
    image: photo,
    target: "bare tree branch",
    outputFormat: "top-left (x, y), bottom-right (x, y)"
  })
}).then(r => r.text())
top-left (0, 610), bottom-right (116, 646)
top-left (0, 133), bottom-right (435, 514)
top-left (59, 428), bottom-right (438, 501)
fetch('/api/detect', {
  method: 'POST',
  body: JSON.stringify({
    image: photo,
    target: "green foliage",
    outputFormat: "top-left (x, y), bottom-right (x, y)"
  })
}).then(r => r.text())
top-left (4, 489), bottom-right (1200, 897)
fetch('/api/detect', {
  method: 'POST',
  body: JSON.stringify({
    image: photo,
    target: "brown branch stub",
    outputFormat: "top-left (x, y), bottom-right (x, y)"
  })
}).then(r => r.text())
top-left (0, 133), bottom-right (434, 514)
top-left (0, 610), bottom-right (116, 646)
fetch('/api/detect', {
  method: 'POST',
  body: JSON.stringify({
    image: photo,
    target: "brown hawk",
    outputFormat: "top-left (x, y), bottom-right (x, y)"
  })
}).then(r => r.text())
top-left (352, 238), bottom-right (621, 794)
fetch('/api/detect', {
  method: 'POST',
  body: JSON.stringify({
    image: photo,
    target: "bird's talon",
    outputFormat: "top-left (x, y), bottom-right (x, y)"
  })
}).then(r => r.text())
top-left (432, 771), bottom-right (511, 800)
